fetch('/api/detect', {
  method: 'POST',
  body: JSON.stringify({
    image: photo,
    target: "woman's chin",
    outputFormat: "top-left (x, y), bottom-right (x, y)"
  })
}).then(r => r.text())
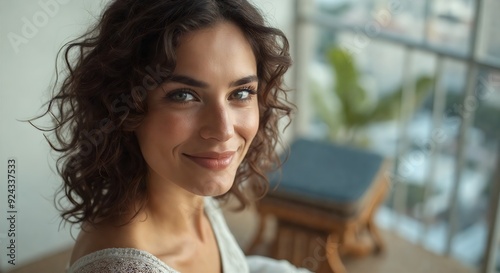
top-left (190, 180), bottom-right (234, 197)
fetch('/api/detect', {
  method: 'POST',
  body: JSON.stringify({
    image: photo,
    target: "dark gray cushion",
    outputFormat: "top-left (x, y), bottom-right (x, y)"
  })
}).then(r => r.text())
top-left (269, 138), bottom-right (384, 216)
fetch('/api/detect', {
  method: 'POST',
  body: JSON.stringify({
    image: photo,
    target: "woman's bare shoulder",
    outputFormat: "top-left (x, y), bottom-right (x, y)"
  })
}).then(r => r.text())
top-left (67, 220), bottom-right (179, 273)
top-left (69, 221), bottom-right (140, 266)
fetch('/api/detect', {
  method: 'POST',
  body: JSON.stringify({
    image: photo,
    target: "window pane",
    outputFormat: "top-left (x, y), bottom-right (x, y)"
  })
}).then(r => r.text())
top-left (452, 69), bottom-right (500, 266)
top-left (426, 0), bottom-right (476, 55)
top-left (477, 0), bottom-right (500, 65)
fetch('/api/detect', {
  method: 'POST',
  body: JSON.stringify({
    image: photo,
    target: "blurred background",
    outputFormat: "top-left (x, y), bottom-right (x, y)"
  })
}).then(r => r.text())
top-left (291, 0), bottom-right (500, 272)
top-left (0, 0), bottom-right (109, 271)
top-left (0, 0), bottom-right (499, 272)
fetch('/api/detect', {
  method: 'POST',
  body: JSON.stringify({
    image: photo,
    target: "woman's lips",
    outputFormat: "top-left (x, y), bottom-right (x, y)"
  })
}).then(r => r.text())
top-left (183, 151), bottom-right (235, 170)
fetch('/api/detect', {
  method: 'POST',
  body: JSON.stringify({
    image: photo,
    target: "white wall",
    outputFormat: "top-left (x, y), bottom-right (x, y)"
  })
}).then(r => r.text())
top-left (0, 0), bottom-right (108, 270)
top-left (251, 0), bottom-right (297, 143)
top-left (0, 0), bottom-right (295, 270)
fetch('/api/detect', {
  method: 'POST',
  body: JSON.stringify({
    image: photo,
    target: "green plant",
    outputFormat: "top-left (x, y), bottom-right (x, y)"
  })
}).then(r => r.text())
top-left (312, 47), bottom-right (434, 146)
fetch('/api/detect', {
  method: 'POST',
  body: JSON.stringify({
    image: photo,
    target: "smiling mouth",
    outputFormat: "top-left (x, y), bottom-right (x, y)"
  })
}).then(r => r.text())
top-left (183, 151), bottom-right (235, 170)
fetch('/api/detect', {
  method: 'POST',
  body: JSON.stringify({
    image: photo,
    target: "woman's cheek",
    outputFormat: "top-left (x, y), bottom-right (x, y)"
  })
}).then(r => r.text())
top-left (241, 106), bottom-right (260, 142)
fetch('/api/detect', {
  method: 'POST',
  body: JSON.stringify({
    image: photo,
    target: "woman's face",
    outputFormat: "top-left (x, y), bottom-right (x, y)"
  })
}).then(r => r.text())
top-left (135, 22), bottom-right (259, 197)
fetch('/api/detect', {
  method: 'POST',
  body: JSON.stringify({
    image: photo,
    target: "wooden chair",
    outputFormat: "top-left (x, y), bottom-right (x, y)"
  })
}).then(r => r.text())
top-left (247, 139), bottom-right (390, 273)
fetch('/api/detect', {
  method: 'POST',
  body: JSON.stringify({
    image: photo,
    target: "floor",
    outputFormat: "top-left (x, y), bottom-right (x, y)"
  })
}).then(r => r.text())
top-left (222, 203), bottom-right (476, 273)
top-left (5, 203), bottom-right (475, 273)
top-left (5, 248), bottom-right (71, 273)
top-left (341, 231), bottom-right (475, 273)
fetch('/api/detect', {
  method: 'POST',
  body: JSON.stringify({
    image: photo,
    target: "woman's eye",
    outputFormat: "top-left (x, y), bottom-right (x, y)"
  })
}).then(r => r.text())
top-left (230, 87), bottom-right (256, 101)
top-left (166, 90), bottom-right (197, 102)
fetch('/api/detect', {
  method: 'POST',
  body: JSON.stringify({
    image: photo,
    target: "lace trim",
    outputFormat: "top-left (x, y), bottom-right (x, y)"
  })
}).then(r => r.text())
top-left (68, 248), bottom-right (179, 273)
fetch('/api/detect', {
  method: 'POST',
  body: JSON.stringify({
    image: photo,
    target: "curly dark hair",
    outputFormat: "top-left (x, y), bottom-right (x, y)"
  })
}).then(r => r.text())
top-left (35, 0), bottom-right (292, 225)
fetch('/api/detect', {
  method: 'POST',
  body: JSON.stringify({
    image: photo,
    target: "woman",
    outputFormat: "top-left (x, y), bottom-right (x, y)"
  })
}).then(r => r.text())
top-left (39, 0), bottom-right (311, 272)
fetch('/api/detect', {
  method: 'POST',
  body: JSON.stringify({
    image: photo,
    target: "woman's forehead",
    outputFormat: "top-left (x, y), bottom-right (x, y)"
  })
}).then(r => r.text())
top-left (172, 22), bottom-right (257, 85)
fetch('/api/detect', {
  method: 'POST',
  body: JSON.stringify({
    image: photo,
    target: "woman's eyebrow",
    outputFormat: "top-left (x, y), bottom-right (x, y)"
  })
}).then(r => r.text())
top-left (229, 75), bottom-right (258, 87)
top-left (169, 75), bottom-right (209, 88)
top-left (168, 74), bottom-right (258, 88)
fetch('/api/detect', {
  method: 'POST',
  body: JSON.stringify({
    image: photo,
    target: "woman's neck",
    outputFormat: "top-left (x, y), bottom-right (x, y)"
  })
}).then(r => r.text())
top-left (137, 172), bottom-right (211, 242)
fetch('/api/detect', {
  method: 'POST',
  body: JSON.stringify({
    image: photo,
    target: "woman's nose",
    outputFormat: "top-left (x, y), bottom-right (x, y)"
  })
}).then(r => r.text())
top-left (199, 102), bottom-right (235, 142)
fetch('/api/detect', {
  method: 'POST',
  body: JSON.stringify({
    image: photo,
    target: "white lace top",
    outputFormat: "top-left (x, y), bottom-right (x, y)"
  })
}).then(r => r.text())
top-left (67, 198), bottom-right (312, 273)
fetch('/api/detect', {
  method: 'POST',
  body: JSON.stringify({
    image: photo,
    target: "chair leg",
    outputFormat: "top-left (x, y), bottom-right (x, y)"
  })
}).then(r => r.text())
top-left (326, 233), bottom-right (347, 273)
top-left (367, 218), bottom-right (385, 253)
